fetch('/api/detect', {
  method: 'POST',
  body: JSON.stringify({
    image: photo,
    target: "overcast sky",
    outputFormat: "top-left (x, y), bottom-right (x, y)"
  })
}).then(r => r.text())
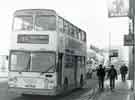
top-left (0, 0), bottom-right (129, 53)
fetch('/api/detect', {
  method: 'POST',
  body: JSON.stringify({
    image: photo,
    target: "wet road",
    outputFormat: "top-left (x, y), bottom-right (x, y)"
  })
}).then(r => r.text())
top-left (1, 74), bottom-right (135, 100)
top-left (0, 78), bottom-right (98, 100)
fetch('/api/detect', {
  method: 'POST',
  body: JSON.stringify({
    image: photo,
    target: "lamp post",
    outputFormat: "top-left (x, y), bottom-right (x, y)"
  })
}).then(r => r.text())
top-left (130, 6), bottom-right (135, 90)
top-left (109, 32), bottom-right (111, 66)
top-left (132, 15), bottom-right (135, 91)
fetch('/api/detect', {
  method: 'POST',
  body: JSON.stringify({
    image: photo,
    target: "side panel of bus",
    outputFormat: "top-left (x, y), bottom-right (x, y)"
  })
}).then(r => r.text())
top-left (57, 15), bottom-right (86, 92)
top-left (61, 55), bottom-right (85, 90)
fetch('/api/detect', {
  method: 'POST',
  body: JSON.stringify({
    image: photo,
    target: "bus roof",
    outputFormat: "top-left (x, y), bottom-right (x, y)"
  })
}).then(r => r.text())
top-left (14, 9), bottom-right (56, 16)
top-left (14, 9), bottom-right (86, 36)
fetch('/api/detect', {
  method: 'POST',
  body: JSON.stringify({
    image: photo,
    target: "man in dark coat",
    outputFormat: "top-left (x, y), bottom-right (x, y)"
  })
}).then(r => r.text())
top-left (120, 64), bottom-right (128, 81)
top-left (97, 64), bottom-right (105, 89)
top-left (107, 65), bottom-right (117, 90)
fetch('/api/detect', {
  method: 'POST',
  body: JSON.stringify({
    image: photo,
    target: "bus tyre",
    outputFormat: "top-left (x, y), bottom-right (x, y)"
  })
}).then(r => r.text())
top-left (64, 78), bottom-right (68, 89)
top-left (80, 75), bottom-right (84, 88)
top-left (21, 93), bottom-right (29, 97)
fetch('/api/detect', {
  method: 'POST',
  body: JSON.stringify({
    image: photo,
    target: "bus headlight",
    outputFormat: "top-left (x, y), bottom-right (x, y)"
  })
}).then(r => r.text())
top-left (44, 79), bottom-right (56, 89)
top-left (8, 77), bottom-right (17, 84)
top-left (49, 80), bottom-right (55, 84)
top-left (8, 77), bottom-right (18, 87)
top-left (48, 80), bottom-right (56, 89)
top-left (8, 83), bottom-right (17, 87)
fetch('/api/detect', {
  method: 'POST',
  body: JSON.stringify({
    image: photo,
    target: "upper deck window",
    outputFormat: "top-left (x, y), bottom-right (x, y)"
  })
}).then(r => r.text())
top-left (82, 31), bottom-right (86, 42)
top-left (63, 20), bottom-right (69, 34)
top-left (58, 17), bottom-right (63, 33)
top-left (35, 15), bottom-right (56, 31)
top-left (13, 16), bottom-right (33, 31)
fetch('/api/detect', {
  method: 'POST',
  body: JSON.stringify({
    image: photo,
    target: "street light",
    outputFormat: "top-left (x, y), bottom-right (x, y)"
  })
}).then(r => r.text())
top-left (130, 7), bottom-right (135, 91)
top-left (109, 32), bottom-right (111, 66)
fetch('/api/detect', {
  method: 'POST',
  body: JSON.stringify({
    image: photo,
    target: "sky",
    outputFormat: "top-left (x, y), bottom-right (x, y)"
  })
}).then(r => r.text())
top-left (0, 0), bottom-right (129, 53)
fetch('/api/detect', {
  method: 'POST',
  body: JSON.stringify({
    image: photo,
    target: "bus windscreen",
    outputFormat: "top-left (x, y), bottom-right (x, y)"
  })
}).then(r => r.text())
top-left (10, 51), bottom-right (56, 72)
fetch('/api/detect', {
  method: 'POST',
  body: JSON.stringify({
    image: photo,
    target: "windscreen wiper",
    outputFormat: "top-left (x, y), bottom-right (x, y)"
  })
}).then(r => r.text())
top-left (41, 65), bottom-right (55, 74)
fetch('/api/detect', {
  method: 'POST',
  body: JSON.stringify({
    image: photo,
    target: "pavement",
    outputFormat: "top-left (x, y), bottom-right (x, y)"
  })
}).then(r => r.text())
top-left (94, 75), bottom-right (134, 100)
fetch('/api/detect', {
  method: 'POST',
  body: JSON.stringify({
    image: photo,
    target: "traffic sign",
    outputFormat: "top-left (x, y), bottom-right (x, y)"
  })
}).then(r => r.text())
top-left (109, 49), bottom-right (119, 57)
top-left (124, 34), bottom-right (134, 46)
top-left (108, 0), bottom-right (129, 17)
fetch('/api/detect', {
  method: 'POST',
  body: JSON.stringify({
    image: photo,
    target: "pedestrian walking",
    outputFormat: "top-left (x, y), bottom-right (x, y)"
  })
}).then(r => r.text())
top-left (97, 64), bottom-right (105, 90)
top-left (120, 64), bottom-right (128, 82)
top-left (107, 65), bottom-right (117, 90)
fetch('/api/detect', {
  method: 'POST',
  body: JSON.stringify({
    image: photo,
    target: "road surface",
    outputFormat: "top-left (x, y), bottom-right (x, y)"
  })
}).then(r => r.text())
top-left (0, 77), bottom-right (98, 100)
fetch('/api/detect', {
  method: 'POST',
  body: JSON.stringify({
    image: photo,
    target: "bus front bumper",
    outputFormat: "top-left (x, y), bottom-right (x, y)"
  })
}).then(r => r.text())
top-left (8, 87), bottom-right (61, 96)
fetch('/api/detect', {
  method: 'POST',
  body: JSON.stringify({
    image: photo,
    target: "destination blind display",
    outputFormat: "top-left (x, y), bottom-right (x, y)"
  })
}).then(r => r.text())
top-left (17, 34), bottom-right (49, 44)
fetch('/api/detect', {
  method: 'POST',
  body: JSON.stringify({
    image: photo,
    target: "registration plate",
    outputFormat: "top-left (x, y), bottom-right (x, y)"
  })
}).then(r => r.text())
top-left (25, 84), bottom-right (36, 88)
top-left (23, 78), bottom-right (37, 88)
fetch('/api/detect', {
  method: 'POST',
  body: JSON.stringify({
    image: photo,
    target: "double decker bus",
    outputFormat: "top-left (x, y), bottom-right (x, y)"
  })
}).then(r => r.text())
top-left (8, 9), bottom-right (87, 95)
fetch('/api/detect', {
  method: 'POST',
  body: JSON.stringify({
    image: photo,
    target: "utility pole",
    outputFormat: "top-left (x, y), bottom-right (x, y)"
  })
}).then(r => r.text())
top-left (132, 15), bottom-right (135, 91)
top-left (109, 32), bottom-right (111, 66)
top-left (131, 6), bottom-right (135, 90)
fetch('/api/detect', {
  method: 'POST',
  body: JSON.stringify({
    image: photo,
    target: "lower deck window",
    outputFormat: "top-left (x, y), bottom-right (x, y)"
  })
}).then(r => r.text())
top-left (10, 51), bottom-right (55, 72)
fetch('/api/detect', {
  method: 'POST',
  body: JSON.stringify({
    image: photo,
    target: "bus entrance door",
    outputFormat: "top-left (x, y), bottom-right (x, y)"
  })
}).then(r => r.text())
top-left (74, 56), bottom-right (78, 87)
top-left (58, 54), bottom-right (63, 87)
